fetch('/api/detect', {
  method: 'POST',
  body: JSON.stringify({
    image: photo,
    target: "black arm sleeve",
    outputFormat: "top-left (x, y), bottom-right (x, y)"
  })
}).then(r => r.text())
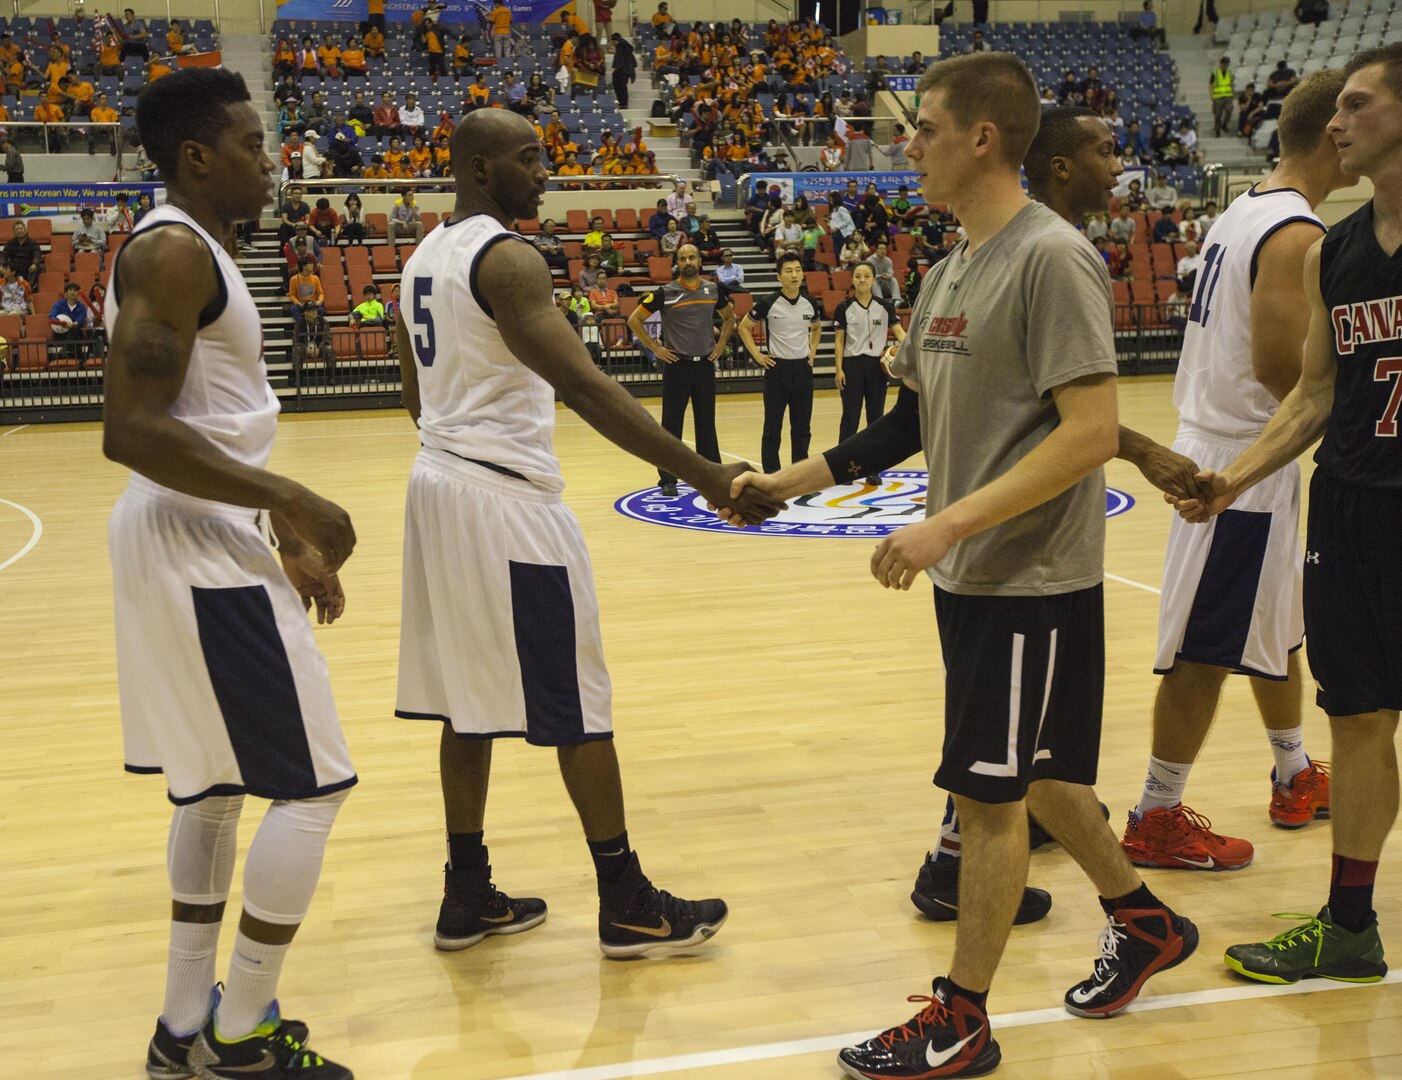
top-left (821, 384), bottom-right (922, 482)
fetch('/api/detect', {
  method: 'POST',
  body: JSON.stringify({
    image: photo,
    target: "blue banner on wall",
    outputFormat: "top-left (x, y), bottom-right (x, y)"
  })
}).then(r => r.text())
top-left (747, 171), bottom-right (922, 204)
top-left (274, 0), bottom-right (572, 24)
top-left (883, 75), bottom-right (919, 91)
top-left (0, 182), bottom-right (164, 219)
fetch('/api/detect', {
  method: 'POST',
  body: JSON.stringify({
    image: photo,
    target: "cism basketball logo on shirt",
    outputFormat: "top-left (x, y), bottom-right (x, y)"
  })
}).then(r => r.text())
top-left (922, 311), bottom-right (971, 355)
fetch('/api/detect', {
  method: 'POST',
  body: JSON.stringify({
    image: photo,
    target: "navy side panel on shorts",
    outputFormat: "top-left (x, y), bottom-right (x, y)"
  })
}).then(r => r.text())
top-left (1179, 509), bottom-right (1270, 670)
top-left (191, 585), bottom-right (318, 796)
top-left (508, 560), bottom-right (587, 744)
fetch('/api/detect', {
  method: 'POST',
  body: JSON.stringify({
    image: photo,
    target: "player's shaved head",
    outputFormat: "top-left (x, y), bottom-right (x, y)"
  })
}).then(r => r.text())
top-left (450, 107), bottom-right (535, 172)
top-left (450, 107), bottom-right (549, 221)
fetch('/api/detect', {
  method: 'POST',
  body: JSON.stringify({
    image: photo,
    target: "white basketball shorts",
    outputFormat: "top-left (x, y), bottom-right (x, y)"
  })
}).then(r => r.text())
top-left (1155, 424), bottom-right (1303, 680)
top-left (395, 448), bottom-right (614, 744)
top-left (109, 477), bottom-right (357, 805)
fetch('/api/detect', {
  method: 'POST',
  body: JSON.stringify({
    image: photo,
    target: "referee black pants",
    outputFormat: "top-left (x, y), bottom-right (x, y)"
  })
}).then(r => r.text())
top-left (761, 357), bottom-right (813, 474)
top-left (838, 356), bottom-right (890, 444)
top-left (659, 356), bottom-right (719, 486)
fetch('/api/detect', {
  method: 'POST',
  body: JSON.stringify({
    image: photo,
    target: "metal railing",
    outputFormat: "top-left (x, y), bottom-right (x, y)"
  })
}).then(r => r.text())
top-left (277, 174), bottom-right (687, 202)
top-left (0, 120), bottom-right (123, 154)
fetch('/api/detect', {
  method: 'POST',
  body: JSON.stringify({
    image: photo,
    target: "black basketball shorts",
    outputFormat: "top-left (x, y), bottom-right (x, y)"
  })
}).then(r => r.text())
top-left (1304, 471), bottom-right (1402, 717)
top-left (933, 584), bottom-right (1104, 803)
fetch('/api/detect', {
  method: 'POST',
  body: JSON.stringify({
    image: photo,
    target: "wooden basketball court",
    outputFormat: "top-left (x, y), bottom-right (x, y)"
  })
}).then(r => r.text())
top-left (1, 378), bottom-right (1398, 1078)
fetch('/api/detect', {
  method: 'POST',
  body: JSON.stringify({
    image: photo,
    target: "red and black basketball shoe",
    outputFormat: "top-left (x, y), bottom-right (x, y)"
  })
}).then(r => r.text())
top-left (838, 977), bottom-right (1000, 1078)
top-left (1064, 904), bottom-right (1199, 1018)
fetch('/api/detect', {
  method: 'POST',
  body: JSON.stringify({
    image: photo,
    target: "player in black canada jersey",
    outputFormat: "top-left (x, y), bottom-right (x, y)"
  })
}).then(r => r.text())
top-left (1175, 43), bottom-right (1402, 988)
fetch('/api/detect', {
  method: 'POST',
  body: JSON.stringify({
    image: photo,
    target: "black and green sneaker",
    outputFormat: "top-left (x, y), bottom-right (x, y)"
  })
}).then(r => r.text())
top-left (1224, 909), bottom-right (1387, 984)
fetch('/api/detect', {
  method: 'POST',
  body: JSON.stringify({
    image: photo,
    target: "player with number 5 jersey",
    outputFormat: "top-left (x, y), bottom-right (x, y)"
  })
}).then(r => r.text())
top-left (1121, 70), bottom-right (1358, 876)
top-left (1173, 44), bottom-right (1402, 988)
top-left (394, 109), bottom-right (783, 963)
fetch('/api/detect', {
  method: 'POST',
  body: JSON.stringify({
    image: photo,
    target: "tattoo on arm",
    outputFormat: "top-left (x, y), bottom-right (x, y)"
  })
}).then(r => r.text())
top-left (124, 321), bottom-right (185, 379)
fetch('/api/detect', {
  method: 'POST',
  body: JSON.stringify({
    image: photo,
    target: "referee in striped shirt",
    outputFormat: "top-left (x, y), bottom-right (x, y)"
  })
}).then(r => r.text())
top-left (738, 253), bottom-right (823, 474)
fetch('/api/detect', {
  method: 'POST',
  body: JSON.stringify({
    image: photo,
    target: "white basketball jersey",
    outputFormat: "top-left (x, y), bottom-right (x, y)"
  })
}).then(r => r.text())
top-left (1173, 186), bottom-right (1323, 437)
top-left (400, 214), bottom-right (564, 492)
top-left (106, 206), bottom-right (278, 476)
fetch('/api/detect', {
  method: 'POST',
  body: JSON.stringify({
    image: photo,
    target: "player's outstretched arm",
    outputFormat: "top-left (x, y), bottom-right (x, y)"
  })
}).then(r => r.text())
top-left (480, 238), bottom-right (784, 524)
top-left (1174, 237), bottom-right (1335, 523)
top-left (102, 227), bottom-right (356, 572)
top-left (1117, 425), bottom-right (1203, 501)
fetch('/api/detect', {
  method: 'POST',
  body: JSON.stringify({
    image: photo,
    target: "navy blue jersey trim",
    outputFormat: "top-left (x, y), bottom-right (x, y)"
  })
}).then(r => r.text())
top-left (395, 710), bottom-right (614, 746)
top-left (162, 774), bottom-right (358, 806)
top-left (1154, 638), bottom-right (1303, 682)
top-left (124, 764), bottom-right (163, 774)
top-left (1249, 215), bottom-right (1325, 290)
top-left (1246, 184), bottom-right (1308, 200)
top-left (468, 232), bottom-right (528, 320)
top-left (110, 221), bottom-right (229, 327)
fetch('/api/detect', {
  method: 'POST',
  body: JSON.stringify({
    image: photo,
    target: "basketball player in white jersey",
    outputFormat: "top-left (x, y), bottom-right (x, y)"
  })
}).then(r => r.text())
top-left (1120, 70), bottom-right (1356, 873)
top-left (103, 69), bottom-right (356, 1080)
top-left (394, 109), bottom-right (782, 959)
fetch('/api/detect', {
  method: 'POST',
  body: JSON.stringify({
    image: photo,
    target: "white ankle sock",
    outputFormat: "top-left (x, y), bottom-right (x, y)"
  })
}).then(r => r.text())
top-left (216, 933), bottom-right (290, 1041)
top-left (1136, 756), bottom-right (1193, 816)
top-left (162, 921), bottom-right (220, 1036)
top-left (1267, 726), bottom-right (1309, 786)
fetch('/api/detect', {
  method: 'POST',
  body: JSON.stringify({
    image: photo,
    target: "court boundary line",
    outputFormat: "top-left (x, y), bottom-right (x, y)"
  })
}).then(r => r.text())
top-left (508, 974), bottom-right (1401, 1080)
top-left (0, 497), bottom-right (43, 571)
top-left (2, 424), bottom-right (28, 437)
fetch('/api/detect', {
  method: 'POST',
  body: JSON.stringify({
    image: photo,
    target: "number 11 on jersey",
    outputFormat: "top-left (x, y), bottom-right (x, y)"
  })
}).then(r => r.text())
top-left (412, 277), bottom-right (436, 367)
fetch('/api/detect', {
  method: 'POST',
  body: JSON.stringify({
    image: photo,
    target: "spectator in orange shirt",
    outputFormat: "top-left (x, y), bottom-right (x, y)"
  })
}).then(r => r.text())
top-left (433, 135), bottom-right (451, 175)
top-left (383, 136), bottom-right (410, 177)
top-left (288, 257), bottom-right (324, 325)
top-left (273, 36), bottom-right (296, 75)
top-left (167, 19), bottom-right (196, 54)
top-left (587, 273), bottom-right (619, 316)
top-left (317, 34), bottom-right (341, 75)
top-left (35, 98), bottom-right (67, 150)
top-left (146, 55), bottom-right (173, 83)
top-left (360, 154), bottom-right (390, 188)
top-left (407, 134), bottom-right (432, 176)
top-left (366, 0), bottom-right (387, 32)
top-left (452, 35), bottom-right (472, 74)
top-left (651, 2), bottom-right (675, 34)
top-left (340, 38), bottom-right (366, 76)
top-left (489, 1), bottom-right (512, 60)
top-left (557, 149), bottom-right (586, 189)
top-left (431, 111), bottom-right (454, 143)
top-left (422, 18), bottom-right (446, 80)
top-left (363, 25), bottom-right (386, 57)
top-left (89, 93), bottom-right (119, 153)
top-left (298, 36), bottom-right (318, 74)
top-left (465, 72), bottom-right (491, 110)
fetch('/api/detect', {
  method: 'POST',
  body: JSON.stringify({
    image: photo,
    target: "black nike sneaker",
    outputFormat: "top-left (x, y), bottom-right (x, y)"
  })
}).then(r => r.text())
top-left (1064, 904), bottom-right (1199, 1018)
top-left (912, 852), bottom-right (1053, 925)
top-left (597, 852), bottom-right (727, 958)
top-left (187, 1002), bottom-right (351, 1079)
top-left (435, 858), bottom-right (548, 951)
top-left (147, 990), bottom-right (309, 1079)
top-left (838, 977), bottom-right (1000, 1078)
top-left (1027, 802), bottom-right (1109, 850)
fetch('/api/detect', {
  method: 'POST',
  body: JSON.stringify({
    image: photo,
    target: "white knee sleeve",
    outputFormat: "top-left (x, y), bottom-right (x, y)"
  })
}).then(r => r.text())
top-left (240, 790), bottom-right (349, 926)
top-left (167, 795), bottom-right (245, 907)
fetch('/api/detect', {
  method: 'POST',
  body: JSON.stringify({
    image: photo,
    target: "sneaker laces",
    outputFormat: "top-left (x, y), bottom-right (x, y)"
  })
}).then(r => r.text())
top-left (1261, 912), bottom-right (1329, 963)
top-left (1172, 804), bottom-right (1227, 842)
top-left (877, 994), bottom-right (954, 1051)
top-left (1091, 916), bottom-right (1129, 979)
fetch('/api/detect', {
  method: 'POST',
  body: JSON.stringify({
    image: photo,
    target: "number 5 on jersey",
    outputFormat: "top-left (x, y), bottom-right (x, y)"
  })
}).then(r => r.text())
top-left (411, 277), bottom-right (436, 367)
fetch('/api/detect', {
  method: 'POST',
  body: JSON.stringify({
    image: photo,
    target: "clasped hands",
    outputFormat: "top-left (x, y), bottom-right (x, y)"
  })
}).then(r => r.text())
top-left (709, 469), bottom-right (958, 588)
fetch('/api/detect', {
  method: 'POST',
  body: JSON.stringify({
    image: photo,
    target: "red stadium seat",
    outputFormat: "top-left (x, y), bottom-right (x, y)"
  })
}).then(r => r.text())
top-left (614, 207), bottom-right (639, 230)
top-left (821, 289), bottom-right (845, 319)
top-left (804, 271), bottom-right (830, 294)
top-left (647, 256), bottom-right (673, 283)
top-left (565, 209), bottom-right (589, 232)
top-left (371, 246), bottom-right (399, 273)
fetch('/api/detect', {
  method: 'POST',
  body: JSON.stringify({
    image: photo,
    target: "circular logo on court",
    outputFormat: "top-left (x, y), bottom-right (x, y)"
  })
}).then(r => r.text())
top-left (614, 471), bottom-right (1134, 538)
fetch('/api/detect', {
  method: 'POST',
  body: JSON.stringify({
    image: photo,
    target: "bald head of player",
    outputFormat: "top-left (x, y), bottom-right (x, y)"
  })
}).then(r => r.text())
top-left (1023, 105), bottom-right (1124, 224)
top-left (674, 242), bottom-right (701, 285)
top-left (448, 108), bottom-right (550, 225)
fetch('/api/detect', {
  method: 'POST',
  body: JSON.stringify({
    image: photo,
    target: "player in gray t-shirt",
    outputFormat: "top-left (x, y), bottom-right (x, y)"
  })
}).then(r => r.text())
top-left (716, 55), bottom-right (1196, 1078)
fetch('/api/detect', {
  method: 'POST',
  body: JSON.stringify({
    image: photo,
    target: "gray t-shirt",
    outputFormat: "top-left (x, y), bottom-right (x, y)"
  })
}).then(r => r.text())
top-left (638, 278), bottom-right (731, 357)
top-left (889, 200), bottom-right (1117, 596)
